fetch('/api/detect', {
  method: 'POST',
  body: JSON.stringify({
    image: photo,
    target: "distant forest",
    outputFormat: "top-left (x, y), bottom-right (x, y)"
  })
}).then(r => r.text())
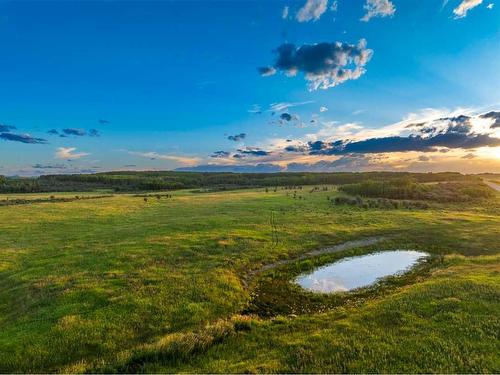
top-left (0, 171), bottom-right (483, 194)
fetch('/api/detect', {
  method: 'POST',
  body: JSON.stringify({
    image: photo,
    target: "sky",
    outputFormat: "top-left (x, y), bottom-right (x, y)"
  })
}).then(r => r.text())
top-left (1, 0), bottom-right (500, 176)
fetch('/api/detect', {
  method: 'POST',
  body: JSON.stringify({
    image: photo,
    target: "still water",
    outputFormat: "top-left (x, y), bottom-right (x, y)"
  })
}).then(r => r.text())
top-left (295, 250), bottom-right (429, 293)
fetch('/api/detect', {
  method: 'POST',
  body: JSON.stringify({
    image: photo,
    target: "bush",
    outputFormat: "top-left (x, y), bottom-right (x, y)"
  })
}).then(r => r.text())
top-left (338, 179), bottom-right (494, 203)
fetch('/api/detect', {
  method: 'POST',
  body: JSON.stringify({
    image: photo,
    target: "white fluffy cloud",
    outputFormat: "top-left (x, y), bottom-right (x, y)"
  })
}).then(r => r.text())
top-left (55, 147), bottom-right (89, 160)
top-left (453, 0), bottom-right (483, 18)
top-left (260, 39), bottom-right (373, 90)
top-left (296, 0), bottom-right (329, 22)
top-left (361, 0), bottom-right (396, 22)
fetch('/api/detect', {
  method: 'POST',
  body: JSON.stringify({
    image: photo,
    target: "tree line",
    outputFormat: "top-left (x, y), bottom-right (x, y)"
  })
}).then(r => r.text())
top-left (0, 171), bottom-right (479, 194)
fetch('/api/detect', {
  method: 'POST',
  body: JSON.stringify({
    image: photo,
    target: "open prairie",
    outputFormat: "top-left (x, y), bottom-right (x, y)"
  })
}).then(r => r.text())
top-left (1, 184), bottom-right (499, 373)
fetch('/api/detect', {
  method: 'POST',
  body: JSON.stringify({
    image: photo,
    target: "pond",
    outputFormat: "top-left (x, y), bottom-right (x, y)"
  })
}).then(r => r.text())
top-left (295, 250), bottom-right (429, 293)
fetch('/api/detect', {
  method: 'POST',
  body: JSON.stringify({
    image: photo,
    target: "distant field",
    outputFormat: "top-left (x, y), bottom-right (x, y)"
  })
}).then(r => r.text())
top-left (0, 185), bottom-right (499, 372)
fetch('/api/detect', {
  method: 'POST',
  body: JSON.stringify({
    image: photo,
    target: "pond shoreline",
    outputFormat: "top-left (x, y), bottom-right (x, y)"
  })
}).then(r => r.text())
top-left (246, 236), bottom-right (387, 284)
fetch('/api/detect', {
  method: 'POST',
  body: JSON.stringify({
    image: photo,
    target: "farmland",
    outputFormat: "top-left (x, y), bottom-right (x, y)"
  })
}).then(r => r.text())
top-left (0, 176), bottom-right (499, 372)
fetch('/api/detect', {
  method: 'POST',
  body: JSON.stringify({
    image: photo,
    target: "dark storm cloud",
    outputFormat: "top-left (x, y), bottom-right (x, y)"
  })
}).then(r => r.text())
top-left (0, 132), bottom-right (48, 144)
top-left (63, 128), bottom-right (86, 136)
top-left (89, 129), bottom-right (101, 137)
top-left (259, 39), bottom-right (373, 90)
top-left (481, 111), bottom-right (500, 128)
top-left (98, 119), bottom-right (111, 125)
top-left (211, 150), bottom-right (230, 158)
top-left (47, 129), bottom-right (59, 135)
top-left (227, 133), bottom-right (246, 142)
top-left (0, 124), bottom-right (16, 132)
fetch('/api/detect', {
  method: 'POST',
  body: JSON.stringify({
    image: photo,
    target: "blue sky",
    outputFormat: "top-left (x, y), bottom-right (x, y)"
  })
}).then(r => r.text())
top-left (1, 0), bottom-right (499, 175)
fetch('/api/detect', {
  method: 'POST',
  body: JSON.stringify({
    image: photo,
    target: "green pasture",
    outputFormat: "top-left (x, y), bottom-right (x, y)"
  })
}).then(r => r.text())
top-left (0, 186), bottom-right (498, 372)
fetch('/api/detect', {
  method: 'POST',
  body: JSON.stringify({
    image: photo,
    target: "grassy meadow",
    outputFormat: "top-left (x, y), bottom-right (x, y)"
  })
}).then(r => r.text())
top-left (0, 184), bottom-right (499, 372)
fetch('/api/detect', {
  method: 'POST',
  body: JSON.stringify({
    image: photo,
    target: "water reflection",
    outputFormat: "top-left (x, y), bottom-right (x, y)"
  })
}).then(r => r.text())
top-left (295, 250), bottom-right (428, 293)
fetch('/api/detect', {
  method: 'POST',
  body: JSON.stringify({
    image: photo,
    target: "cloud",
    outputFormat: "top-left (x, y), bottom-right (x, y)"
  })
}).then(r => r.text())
top-left (289, 110), bottom-right (500, 155)
top-left (453, 0), bottom-right (483, 18)
top-left (487, 3), bottom-right (494, 9)
top-left (296, 0), bottom-right (329, 22)
top-left (177, 163), bottom-right (282, 173)
top-left (227, 133), bottom-right (246, 142)
top-left (98, 119), bottom-right (110, 125)
top-left (55, 147), bottom-right (90, 160)
top-left (287, 154), bottom-right (378, 172)
top-left (306, 133), bottom-right (500, 155)
top-left (211, 150), bottom-right (231, 158)
top-left (259, 39), bottom-right (373, 90)
top-left (0, 132), bottom-right (48, 144)
top-left (282, 5), bottom-right (289, 19)
top-left (62, 128), bottom-right (86, 136)
top-left (258, 67), bottom-right (277, 76)
top-left (361, 0), bottom-right (396, 22)
top-left (32, 163), bottom-right (67, 169)
top-left (462, 153), bottom-right (477, 159)
top-left (47, 129), bottom-right (59, 135)
top-left (269, 101), bottom-right (314, 112)
top-left (128, 151), bottom-right (200, 165)
top-left (481, 111), bottom-right (500, 128)
top-left (280, 113), bottom-right (293, 122)
top-left (320, 106), bottom-right (328, 112)
top-left (236, 147), bottom-right (270, 157)
top-left (0, 123), bottom-right (16, 132)
top-left (248, 104), bottom-right (262, 114)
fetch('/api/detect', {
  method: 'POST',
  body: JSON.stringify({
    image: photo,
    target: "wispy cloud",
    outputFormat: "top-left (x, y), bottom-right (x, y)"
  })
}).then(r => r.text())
top-left (55, 147), bottom-right (90, 160)
top-left (1, 132), bottom-right (48, 144)
top-left (269, 101), bottom-right (314, 112)
top-left (32, 163), bottom-right (67, 169)
top-left (453, 0), bottom-right (483, 18)
top-left (0, 123), bottom-right (16, 132)
top-left (282, 5), bottom-right (289, 19)
top-left (247, 104), bottom-right (262, 114)
top-left (128, 151), bottom-right (201, 165)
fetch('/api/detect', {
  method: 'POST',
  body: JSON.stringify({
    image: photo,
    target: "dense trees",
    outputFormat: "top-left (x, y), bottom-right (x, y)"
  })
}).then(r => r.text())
top-left (338, 178), bottom-right (494, 202)
top-left (0, 171), bottom-right (482, 194)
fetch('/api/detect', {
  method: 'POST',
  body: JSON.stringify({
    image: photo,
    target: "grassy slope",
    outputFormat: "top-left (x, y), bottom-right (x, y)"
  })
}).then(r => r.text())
top-left (0, 187), bottom-right (499, 372)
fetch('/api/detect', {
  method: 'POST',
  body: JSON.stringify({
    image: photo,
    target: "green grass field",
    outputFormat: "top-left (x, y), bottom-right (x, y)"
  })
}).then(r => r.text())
top-left (0, 186), bottom-right (499, 372)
